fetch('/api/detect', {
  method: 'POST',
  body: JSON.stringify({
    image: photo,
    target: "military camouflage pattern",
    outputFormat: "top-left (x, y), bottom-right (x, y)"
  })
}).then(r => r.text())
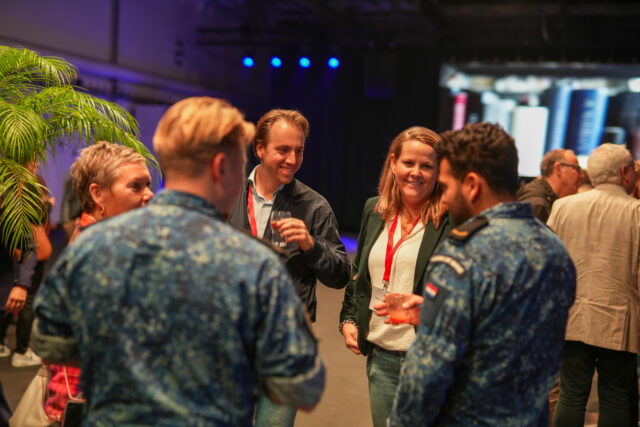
top-left (34, 190), bottom-right (323, 426)
top-left (390, 202), bottom-right (576, 426)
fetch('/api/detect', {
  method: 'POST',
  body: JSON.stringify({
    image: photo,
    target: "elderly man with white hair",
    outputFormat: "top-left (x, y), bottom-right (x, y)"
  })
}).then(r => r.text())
top-left (547, 143), bottom-right (640, 427)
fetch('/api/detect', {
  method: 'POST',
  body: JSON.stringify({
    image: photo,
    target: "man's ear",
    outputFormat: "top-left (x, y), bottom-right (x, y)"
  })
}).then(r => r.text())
top-left (620, 163), bottom-right (635, 194)
top-left (463, 172), bottom-right (481, 203)
top-left (255, 141), bottom-right (265, 160)
top-left (210, 151), bottom-right (227, 182)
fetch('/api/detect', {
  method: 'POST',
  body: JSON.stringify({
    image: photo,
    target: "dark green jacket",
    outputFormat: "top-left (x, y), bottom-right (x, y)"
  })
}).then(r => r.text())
top-left (339, 196), bottom-right (452, 355)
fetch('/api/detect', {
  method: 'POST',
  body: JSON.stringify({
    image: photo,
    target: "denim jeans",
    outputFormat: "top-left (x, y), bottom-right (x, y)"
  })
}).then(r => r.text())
top-left (553, 340), bottom-right (638, 427)
top-left (254, 394), bottom-right (297, 427)
top-left (366, 345), bottom-right (405, 427)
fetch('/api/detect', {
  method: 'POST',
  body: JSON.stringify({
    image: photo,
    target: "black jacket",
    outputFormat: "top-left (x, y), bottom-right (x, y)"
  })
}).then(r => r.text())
top-left (516, 178), bottom-right (558, 222)
top-left (229, 178), bottom-right (350, 321)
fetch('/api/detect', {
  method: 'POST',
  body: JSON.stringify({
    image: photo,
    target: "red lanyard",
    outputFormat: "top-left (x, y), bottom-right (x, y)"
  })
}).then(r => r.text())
top-left (383, 214), bottom-right (421, 283)
top-left (247, 184), bottom-right (257, 237)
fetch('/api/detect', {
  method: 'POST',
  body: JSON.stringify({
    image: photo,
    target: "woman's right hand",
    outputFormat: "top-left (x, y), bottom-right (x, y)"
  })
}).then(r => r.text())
top-left (342, 323), bottom-right (361, 355)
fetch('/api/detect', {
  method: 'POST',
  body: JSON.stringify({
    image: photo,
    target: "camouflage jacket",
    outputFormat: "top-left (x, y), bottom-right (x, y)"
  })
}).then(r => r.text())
top-left (390, 202), bottom-right (575, 426)
top-left (34, 190), bottom-right (324, 426)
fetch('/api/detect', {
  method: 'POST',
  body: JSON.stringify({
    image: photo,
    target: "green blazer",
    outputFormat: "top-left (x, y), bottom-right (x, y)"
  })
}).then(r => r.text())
top-left (339, 196), bottom-right (452, 356)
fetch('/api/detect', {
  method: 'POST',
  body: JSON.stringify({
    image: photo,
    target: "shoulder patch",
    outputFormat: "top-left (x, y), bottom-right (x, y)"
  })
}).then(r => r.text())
top-left (449, 215), bottom-right (489, 242)
top-left (430, 254), bottom-right (466, 276)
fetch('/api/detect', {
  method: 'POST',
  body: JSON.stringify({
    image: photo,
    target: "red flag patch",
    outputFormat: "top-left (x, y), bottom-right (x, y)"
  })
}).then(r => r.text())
top-left (426, 283), bottom-right (439, 300)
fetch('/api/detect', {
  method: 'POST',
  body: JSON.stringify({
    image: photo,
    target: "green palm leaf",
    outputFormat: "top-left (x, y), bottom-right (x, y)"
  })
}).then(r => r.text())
top-left (0, 158), bottom-right (43, 252)
top-left (0, 45), bottom-right (160, 253)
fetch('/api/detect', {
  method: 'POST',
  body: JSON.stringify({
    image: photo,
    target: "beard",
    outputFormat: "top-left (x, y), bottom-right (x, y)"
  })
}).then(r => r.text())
top-left (449, 188), bottom-right (473, 226)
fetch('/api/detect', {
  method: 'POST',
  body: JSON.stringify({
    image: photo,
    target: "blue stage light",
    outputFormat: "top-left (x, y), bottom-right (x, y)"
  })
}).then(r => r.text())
top-left (328, 57), bottom-right (340, 69)
top-left (270, 56), bottom-right (282, 68)
top-left (299, 57), bottom-right (311, 68)
top-left (242, 56), bottom-right (254, 67)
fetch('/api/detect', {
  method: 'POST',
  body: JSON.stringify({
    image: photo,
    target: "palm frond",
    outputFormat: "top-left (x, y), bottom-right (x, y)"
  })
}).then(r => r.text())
top-left (0, 158), bottom-right (43, 252)
top-left (0, 46), bottom-right (77, 99)
top-left (23, 87), bottom-right (161, 175)
top-left (0, 46), bottom-right (161, 253)
top-left (0, 100), bottom-right (47, 163)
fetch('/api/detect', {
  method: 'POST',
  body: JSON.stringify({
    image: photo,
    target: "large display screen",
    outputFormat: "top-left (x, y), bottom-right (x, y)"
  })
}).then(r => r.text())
top-left (438, 63), bottom-right (640, 177)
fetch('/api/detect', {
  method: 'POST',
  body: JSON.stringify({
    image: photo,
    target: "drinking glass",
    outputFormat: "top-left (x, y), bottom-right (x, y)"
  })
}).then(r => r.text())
top-left (270, 210), bottom-right (291, 248)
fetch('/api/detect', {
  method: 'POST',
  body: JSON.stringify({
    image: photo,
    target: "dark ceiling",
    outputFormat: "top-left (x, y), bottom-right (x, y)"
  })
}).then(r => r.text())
top-left (196, 0), bottom-right (640, 60)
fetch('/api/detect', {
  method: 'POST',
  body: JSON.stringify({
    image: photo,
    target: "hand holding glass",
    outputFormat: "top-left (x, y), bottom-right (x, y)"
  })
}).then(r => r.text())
top-left (270, 210), bottom-right (291, 247)
top-left (385, 293), bottom-right (412, 324)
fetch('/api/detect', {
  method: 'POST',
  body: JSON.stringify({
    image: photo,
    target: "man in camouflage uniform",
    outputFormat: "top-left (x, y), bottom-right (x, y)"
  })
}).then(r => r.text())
top-left (389, 122), bottom-right (576, 426)
top-left (34, 97), bottom-right (325, 426)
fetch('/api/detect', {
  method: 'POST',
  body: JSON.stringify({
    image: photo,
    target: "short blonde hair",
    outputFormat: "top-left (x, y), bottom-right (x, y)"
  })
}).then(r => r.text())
top-left (71, 141), bottom-right (146, 213)
top-left (153, 97), bottom-right (255, 176)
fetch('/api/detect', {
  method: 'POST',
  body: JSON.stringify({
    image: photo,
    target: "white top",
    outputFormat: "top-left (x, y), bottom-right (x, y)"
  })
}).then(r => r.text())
top-left (367, 218), bottom-right (425, 352)
top-left (248, 166), bottom-right (284, 239)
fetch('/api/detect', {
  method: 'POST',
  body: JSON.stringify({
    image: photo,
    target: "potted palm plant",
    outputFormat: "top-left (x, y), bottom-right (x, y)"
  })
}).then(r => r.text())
top-left (0, 45), bottom-right (158, 253)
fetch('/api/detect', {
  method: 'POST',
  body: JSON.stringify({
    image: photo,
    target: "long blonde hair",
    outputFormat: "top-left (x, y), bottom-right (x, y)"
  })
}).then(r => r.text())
top-left (375, 126), bottom-right (445, 228)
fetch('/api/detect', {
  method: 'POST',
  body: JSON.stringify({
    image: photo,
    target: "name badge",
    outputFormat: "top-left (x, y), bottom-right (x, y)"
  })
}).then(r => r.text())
top-left (369, 281), bottom-right (388, 310)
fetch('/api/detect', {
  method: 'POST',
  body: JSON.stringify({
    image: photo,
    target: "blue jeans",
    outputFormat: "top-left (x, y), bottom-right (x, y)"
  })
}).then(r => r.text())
top-left (255, 394), bottom-right (297, 427)
top-left (553, 340), bottom-right (638, 427)
top-left (366, 345), bottom-right (406, 427)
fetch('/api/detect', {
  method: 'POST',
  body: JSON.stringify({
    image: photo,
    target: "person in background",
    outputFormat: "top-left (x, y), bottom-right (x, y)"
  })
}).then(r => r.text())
top-left (0, 160), bottom-right (54, 368)
top-left (548, 143), bottom-right (640, 427)
top-left (35, 97), bottom-right (325, 425)
top-left (59, 172), bottom-right (83, 242)
top-left (38, 141), bottom-right (154, 424)
top-left (0, 159), bottom-right (45, 366)
top-left (0, 209), bottom-right (36, 423)
top-left (577, 168), bottom-right (593, 193)
top-left (229, 109), bottom-right (348, 427)
top-left (517, 148), bottom-right (583, 222)
top-left (339, 126), bottom-right (452, 427)
top-left (389, 122), bottom-right (576, 426)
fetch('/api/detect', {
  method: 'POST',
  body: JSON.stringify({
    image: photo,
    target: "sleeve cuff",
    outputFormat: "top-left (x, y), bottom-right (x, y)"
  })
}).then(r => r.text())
top-left (301, 239), bottom-right (323, 263)
top-left (263, 355), bottom-right (326, 408)
top-left (32, 320), bottom-right (80, 362)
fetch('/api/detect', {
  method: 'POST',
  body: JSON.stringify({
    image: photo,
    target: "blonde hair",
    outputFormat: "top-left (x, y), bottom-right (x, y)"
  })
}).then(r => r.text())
top-left (153, 97), bottom-right (256, 176)
top-left (71, 141), bottom-right (146, 213)
top-left (253, 109), bottom-right (309, 157)
top-left (375, 126), bottom-right (445, 228)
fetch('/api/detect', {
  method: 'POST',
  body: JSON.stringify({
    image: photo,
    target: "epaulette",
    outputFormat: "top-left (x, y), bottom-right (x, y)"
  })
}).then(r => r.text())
top-left (449, 215), bottom-right (489, 242)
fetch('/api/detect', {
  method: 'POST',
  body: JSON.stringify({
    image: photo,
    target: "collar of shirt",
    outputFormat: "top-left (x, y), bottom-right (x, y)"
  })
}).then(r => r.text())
top-left (247, 166), bottom-right (284, 202)
top-left (148, 190), bottom-right (223, 220)
top-left (247, 166), bottom-right (284, 239)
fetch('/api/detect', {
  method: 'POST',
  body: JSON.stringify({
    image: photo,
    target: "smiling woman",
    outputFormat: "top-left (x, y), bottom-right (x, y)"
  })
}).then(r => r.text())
top-left (339, 126), bottom-right (453, 427)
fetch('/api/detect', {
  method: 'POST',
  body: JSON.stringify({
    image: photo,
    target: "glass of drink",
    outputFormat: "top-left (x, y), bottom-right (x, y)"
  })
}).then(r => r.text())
top-left (385, 293), bottom-right (411, 324)
top-left (270, 210), bottom-right (291, 248)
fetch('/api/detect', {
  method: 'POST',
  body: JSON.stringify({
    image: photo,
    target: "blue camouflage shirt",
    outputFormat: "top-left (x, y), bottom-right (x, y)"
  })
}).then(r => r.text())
top-left (390, 202), bottom-right (575, 426)
top-left (34, 190), bottom-right (324, 426)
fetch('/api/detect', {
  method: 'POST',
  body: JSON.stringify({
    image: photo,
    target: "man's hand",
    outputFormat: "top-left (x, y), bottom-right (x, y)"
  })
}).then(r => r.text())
top-left (272, 218), bottom-right (314, 251)
top-left (341, 323), bottom-right (361, 355)
top-left (5, 285), bottom-right (27, 312)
